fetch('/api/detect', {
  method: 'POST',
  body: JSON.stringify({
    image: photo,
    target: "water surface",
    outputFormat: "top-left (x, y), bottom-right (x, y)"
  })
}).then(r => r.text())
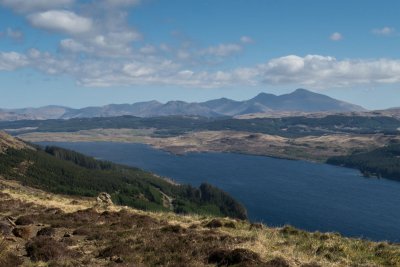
top-left (39, 142), bottom-right (400, 242)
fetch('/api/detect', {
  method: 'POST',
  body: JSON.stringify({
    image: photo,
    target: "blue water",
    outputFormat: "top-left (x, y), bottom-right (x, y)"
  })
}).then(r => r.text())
top-left (39, 142), bottom-right (400, 242)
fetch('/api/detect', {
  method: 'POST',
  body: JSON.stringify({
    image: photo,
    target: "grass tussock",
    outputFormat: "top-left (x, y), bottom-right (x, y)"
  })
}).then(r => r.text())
top-left (0, 235), bottom-right (24, 266)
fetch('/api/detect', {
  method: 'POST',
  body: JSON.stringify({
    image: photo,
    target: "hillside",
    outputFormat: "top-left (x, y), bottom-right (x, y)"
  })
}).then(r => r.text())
top-left (0, 132), bottom-right (247, 220)
top-left (0, 89), bottom-right (365, 121)
top-left (0, 106), bottom-right (72, 121)
top-left (0, 131), bottom-right (31, 153)
top-left (1, 177), bottom-right (400, 266)
top-left (327, 143), bottom-right (400, 181)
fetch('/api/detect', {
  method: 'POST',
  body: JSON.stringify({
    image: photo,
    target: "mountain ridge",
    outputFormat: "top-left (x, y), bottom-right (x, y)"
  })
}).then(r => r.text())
top-left (0, 89), bottom-right (366, 121)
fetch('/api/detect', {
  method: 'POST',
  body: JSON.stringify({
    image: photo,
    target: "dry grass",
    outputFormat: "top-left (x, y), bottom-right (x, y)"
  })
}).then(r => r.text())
top-left (0, 131), bottom-right (30, 153)
top-left (0, 177), bottom-right (399, 266)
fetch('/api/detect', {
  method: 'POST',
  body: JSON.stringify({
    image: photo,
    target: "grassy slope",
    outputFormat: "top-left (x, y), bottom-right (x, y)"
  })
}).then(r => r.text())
top-left (0, 178), bottom-right (399, 267)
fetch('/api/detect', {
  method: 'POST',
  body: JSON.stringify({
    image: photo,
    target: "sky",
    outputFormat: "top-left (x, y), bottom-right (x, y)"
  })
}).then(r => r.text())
top-left (0, 0), bottom-right (399, 109)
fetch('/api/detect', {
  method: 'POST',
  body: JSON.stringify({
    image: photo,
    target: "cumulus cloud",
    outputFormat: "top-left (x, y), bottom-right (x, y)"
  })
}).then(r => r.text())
top-left (5, 48), bottom-right (400, 90)
top-left (329, 32), bottom-right (343, 41)
top-left (50, 3), bottom-right (142, 58)
top-left (60, 32), bottom-right (141, 57)
top-left (81, 55), bottom-right (400, 88)
top-left (372, 27), bottom-right (396, 36)
top-left (259, 55), bottom-right (400, 87)
top-left (60, 39), bottom-right (91, 53)
top-left (0, 52), bottom-right (29, 70)
top-left (0, 0), bottom-right (74, 13)
top-left (28, 10), bottom-right (92, 35)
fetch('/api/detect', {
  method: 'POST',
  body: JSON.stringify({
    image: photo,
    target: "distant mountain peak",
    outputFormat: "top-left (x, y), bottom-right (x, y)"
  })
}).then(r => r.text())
top-left (251, 92), bottom-right (277, 102)
top-left (294, 88), bottom-right (311, 93)
top-left (0, 89), bottom-right (366, 121)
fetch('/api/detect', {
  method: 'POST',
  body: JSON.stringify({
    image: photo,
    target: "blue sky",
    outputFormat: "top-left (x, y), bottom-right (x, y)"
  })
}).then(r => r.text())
top-left (0, 0), bottom-right (399, 109)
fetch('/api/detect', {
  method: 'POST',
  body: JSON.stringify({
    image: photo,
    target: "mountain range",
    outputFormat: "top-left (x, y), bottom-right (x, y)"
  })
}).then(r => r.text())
top-left (0, 89), bottom-right (365, 121)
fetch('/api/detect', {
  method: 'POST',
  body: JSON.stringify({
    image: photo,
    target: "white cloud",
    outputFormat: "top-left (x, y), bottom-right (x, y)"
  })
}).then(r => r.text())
top-left (240, 36), bottom-right (254, 44)
top-left (48, 2), bottom-right (142, 58)
top-left (4, 47), bottom-right (400, 90)
top-left (330, 32), bottom-right (343, 41)
top-left (60, 39), bottom-right (91, 53)
top-left (259, 55), bottom-right (400, 87)
top-left (0, 0), bottom-right (74, 13)
top-left (372, 27), bottom-right (396, 36)
top-left (80, 31), bottom-right (140, 57)
top-left (140, 45), bottom-right (157, 54)
top-left (201, 43), bottom-right (242, 57)
top-left (0, 52), bottom-right (29, 70)
top-left (28, 10), bottom-right (92, 35)
top-left (27, 48), bottom-right (41, 59)
top-left (4, 50), bottom-right (400, 89)
top-left (123, 63), bottom-right (156, 77)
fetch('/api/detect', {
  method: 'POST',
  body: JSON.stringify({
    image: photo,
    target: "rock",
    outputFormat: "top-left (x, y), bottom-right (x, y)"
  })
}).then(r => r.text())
top-left (96, 192), bottom-right (113, 205)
